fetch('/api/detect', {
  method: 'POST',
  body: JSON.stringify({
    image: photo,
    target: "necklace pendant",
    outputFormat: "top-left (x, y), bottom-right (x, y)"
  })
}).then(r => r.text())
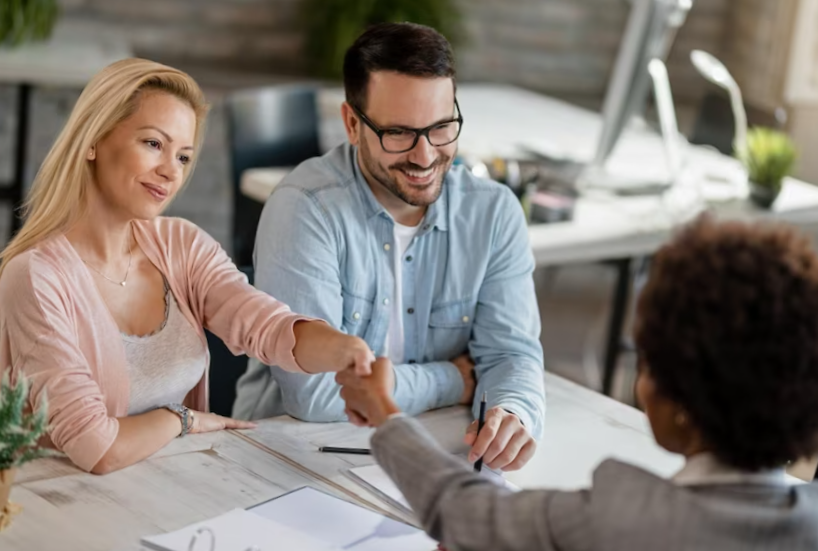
top-left (121, 281), bottom-right (126, 287)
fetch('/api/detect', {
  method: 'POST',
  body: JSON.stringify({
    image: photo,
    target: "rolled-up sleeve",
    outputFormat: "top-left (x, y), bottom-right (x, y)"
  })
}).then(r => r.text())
top-left (470, 189), bottom-right (546, 438)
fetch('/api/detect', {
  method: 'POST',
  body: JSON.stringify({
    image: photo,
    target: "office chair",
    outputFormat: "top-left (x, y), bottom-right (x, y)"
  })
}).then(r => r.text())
top-left (207, 266), bottom-right (254, 417)
top-left (224, 85), bottom-right (322, 268)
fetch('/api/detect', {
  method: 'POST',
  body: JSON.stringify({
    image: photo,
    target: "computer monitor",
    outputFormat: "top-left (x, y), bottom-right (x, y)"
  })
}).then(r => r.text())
top-left (580, 0), bottom-right (693, 192)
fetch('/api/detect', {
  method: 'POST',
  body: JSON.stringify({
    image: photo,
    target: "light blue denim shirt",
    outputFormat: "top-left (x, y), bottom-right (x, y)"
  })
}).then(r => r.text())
top-left (233, 143), bottom-right (546, 438)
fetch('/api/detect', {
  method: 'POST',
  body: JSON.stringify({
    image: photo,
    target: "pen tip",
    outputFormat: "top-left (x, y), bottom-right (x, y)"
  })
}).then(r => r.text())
top-left (482, 391), bottom-right (487, 401)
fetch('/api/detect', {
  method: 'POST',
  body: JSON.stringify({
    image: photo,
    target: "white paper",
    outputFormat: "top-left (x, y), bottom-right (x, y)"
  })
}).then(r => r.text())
top-left (249, 487), bottom-right (436, 551)
top-left (348, 460), bottom-right (519, 514)
top-left (141, 508), bottom-right (336, 551)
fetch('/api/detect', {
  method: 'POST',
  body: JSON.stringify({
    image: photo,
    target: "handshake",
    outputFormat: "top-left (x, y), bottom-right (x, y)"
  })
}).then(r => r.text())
top-left (295, 323), bottom-right (535, 471)
top-left (335, 350), bottom-right (477, 428)
top-left (334, 354), bottom-right (536, 472)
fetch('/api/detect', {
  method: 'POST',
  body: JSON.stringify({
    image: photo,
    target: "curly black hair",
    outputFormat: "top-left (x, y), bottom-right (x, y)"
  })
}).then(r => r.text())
top-left (635, 215), bottom-right (818, 471)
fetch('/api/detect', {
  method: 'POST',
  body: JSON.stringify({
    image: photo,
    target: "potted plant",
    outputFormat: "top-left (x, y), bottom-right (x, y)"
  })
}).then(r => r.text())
top-left (739, 127), bottom-right (798, 209)
top-left (301, 0), bottom-right (466, 80)
top-left (0, 0), bottom-right (60, 47)
top-left (0, 372), bottom-right (53, 531)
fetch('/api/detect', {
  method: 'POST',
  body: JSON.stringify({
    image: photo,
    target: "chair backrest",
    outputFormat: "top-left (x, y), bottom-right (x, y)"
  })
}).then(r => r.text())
top-left (207, 266), bottom-right (254, 416)
top-left (224, 85), bottom-right (322, 266)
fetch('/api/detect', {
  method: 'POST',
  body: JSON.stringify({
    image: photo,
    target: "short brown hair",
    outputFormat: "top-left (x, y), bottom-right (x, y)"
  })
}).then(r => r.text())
top-left (343, 22), bottom-right (456, 111)
top-left (636, 215), bottom-right (818, 470)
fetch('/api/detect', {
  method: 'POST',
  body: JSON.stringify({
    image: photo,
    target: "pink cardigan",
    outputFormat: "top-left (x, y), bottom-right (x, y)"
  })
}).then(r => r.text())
top-left (0, 217), bottom-right (310, 472)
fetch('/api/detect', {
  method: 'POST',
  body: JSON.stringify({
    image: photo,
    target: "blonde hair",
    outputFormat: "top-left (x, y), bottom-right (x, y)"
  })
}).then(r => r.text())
top-left (0, 58), bottom-right (210, 277)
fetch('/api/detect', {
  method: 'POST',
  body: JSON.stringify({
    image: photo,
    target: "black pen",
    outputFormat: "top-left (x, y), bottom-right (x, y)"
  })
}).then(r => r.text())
top-left (474, 391), bottom-right (488, 472)
top-left (318, 446), bottom-right (372, 455)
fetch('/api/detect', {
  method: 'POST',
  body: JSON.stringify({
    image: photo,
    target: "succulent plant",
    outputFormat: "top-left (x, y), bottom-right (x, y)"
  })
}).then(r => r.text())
top-left (739, 127), bottom-right (798, 192)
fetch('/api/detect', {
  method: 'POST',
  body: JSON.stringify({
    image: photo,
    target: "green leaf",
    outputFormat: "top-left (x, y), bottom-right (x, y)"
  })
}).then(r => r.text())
top-left (301, 0), bottom-right (466, 80)
top-left (739, 127), bottom-right (798, 188)
top-left (0, 370), bottom-right (51, 470)
top-left (0, 0), bottom-right (59, 47)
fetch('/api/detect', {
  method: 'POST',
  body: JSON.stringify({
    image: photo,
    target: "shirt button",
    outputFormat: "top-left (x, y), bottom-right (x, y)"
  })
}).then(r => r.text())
top-left (405, 255), bottom-right (413, 262)
top-left (383, 298), bottom-right (390, 306)
top-left (383, 243), bottom-right (391, 251)
top-left (423, 224), bottom-right (430, 231)
top-left (407, 308), bottom-right (415, 314)
top-left (462, 315), bottom-right (470, 323)
top-left (352, 312), bottom-right (361, 320)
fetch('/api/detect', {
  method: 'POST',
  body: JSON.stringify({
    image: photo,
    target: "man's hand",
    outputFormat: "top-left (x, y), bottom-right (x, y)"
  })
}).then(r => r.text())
top-left (451, 354), bottom-right (476, 405)
top-left (464, 407), bottom-right (536, 471)
top-left (336, 358), bottom-right (401, 427)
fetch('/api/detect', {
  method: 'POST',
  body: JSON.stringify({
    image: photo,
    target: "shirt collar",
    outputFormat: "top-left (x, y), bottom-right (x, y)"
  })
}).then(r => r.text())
top-left (673, 452), bottom-right (789, 487)
top-left (350, 145), bottom-right (449, 232)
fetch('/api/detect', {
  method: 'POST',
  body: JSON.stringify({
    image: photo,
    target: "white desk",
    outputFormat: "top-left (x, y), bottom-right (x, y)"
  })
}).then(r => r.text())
top-left (235, 373), bottom-right (683, 525)
top-left (6, 431), bottom-right (343, 551)
top-left (8, 373), bottom-right (680, 549)
top-left (0, 36), bottom-right (131, 239)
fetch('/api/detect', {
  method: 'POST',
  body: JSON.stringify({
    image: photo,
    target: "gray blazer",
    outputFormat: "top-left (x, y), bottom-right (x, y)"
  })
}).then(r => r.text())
top-left (371, 416), bottom-right (818, 551)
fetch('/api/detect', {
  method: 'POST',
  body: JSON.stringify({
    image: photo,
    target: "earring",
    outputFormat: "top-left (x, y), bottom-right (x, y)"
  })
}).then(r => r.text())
top-left (87, 147), bottom-right (95, 160)
top-left (674, 411), bottom-right (688, 427)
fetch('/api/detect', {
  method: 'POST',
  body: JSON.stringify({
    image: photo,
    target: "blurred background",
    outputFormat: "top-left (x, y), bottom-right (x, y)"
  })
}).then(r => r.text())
top-left (1, 0), bottom-right (817, 417)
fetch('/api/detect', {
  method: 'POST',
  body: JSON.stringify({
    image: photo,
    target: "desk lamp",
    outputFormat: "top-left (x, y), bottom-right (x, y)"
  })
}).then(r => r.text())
top-left (690, 49), bottom-right (748, 155)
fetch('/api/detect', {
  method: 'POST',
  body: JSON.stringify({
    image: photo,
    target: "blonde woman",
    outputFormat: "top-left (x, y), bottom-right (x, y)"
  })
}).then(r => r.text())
top-left (0, 59), bottom-right (374, 475)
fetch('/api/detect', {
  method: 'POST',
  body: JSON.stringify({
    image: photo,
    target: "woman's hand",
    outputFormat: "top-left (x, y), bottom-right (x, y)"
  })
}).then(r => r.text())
top-left (293, 320), bottom-right (375, 375)
top-left (189, 411), bottom-right (257, 434)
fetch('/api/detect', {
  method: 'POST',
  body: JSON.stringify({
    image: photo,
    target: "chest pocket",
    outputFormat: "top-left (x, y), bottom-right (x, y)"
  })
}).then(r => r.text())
top-left (427, 299), bottom-right (476, 361)
top-left (342, 291), bottom-right (374, 338)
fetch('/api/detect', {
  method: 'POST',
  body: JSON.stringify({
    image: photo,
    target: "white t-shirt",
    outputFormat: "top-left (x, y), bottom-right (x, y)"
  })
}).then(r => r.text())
top-left (385, 220), bottom-right (422, 364)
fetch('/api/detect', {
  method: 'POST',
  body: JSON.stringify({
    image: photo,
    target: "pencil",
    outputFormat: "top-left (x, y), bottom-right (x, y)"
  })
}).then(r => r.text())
top-left (474, 391), bottom-right (488, 472)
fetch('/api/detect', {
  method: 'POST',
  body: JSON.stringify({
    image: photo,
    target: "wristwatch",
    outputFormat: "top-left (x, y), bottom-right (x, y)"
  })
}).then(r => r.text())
top-left (163, 403), bottom-right (194, 437)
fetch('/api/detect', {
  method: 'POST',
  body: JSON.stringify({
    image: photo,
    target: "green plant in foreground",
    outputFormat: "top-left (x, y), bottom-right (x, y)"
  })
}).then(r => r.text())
top-left (0, 372), bottom-right (55, 470)
top-left (0, 0), bottom-right (59, 47)
top-left (739, 127), bottom-right (798, 191)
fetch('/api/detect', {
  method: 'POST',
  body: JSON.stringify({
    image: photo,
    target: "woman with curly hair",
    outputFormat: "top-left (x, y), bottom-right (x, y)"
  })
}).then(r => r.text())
top-left (337, 215), bottom-right (818, 550)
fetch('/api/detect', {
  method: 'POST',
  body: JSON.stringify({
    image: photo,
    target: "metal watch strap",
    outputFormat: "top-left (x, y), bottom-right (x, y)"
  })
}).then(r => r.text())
top-left (164, 404), bottom-right (192, 437)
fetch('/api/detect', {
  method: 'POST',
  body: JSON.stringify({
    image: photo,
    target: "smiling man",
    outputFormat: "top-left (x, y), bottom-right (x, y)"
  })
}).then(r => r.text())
top-left (233, 22), bottom-right (546, 470)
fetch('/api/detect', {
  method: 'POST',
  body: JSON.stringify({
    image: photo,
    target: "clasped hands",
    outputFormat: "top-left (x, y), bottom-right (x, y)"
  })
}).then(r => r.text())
top-left (335, 357), bottom-right (536, 471)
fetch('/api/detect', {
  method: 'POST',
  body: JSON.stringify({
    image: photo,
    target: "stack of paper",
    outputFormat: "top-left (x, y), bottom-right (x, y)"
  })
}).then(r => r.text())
top-left (142, 486), bottom-right (437, 551)
top-left (250, 487), bottom-right (436, 551)
top-left (347, 460), bottom-right (518, 517)
top-left (141, 508), bottom-right (336, 551)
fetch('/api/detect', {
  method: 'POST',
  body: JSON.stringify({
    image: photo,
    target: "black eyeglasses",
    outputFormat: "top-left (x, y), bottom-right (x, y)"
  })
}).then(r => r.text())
top-left (351, 99), bottom-right (464, 154)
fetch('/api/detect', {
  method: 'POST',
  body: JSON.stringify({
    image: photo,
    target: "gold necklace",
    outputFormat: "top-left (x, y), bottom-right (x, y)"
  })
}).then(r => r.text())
top-left (81, 237), bottom-right (133, 287)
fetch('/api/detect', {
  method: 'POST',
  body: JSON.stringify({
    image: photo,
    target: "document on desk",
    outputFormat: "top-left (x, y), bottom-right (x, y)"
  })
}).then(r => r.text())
top-left (347, 461), bottom-right (518, 516)
top-left (142, 487), bottom-right (435, 551)
top-left (141, 508), bottom-right (336, 551)
top-left (250, 486), bottom-right (437, 551)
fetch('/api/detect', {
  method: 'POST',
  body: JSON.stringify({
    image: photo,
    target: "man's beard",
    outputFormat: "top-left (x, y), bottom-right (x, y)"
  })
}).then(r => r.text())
top-left (359, 137), bottom-right (452, 207)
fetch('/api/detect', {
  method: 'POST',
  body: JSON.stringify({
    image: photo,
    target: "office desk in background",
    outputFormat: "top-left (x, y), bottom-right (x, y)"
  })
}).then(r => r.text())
top-left (7, 372), bottom-right (681, 550)
top-left (0, 36), bottom-right (131, 239)
top-left (240, 84), bottom-right (818, 395)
